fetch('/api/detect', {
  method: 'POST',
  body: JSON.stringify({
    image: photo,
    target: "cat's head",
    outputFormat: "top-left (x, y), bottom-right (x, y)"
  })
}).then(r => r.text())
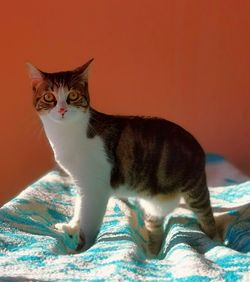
top-left (27, 59), bottom-right (93, 123)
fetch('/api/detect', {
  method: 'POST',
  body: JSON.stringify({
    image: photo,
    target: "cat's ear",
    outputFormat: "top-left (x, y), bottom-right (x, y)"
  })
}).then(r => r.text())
top-left (72, 58), bottom-right (94, 82)
top-left (26, 62), bottom-right (44, 90)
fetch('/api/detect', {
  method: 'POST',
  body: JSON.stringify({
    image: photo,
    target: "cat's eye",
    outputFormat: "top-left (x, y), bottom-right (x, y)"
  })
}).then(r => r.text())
top-left (68, 91), bottom-right (80, 101)
top-left (43, 93), bottom-right (55, 102)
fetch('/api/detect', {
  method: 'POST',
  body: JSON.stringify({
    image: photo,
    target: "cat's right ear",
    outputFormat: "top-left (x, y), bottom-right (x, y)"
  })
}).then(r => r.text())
top-left (26, 62), bottom-right (44, 91)
top-left (72, 58), bottom-right (94, 82)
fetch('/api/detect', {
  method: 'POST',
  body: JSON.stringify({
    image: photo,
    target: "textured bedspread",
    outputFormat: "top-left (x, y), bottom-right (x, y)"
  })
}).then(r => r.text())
top-left (0, 154), bottom-right (249, 281)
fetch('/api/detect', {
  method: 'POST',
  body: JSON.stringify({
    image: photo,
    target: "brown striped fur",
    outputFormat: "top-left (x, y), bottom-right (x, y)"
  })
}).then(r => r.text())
top-left (87, 109), bottom-right (217, 247)
top-left (29, 59), bottom-right (217, 255)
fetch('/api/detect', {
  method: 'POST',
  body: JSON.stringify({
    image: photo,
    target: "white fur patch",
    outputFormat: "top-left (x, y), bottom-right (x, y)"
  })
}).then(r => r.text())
top-left (139, 195), bottom-right (180, 217)
top-left (41, 108), bottom-right (112, 248)
top-left (40, 106), bottom-right (180, 248)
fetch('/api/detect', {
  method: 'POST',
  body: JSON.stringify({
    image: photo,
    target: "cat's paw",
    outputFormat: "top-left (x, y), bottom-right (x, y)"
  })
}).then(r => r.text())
top-left (54, 221), bottom-right (79, 238)
top-left (53, 222), bottom-right (89, 253)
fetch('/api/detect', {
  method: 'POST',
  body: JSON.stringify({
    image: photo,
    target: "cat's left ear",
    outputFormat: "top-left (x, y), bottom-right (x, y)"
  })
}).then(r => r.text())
top-left (73, 58), bottom-right (94, 82)
top-left (26, 62), bottom-right (44, 90)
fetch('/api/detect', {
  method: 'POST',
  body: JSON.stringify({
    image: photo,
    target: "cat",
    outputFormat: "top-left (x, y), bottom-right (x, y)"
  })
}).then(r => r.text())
top-left (26, 59), bottom-right (217, 255)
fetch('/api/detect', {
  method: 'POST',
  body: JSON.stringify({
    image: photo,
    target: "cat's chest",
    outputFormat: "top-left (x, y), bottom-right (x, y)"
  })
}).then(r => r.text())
top-left (43, 120), bottom-right (110, 174)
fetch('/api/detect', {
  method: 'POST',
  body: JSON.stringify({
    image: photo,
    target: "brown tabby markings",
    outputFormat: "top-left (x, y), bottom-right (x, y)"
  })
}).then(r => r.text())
top-left (87, 109), bottom-right (216, 239)
top-left (31, 60), bottom-right (217, 254)
top-left (32, 65), bottom-right (91, 113)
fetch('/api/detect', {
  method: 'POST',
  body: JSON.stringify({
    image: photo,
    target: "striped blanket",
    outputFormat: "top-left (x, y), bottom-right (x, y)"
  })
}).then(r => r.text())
top-left (0, 154), bottom-right (249, 281)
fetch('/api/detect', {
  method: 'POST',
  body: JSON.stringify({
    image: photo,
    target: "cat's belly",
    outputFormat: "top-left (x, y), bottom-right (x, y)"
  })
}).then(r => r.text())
top-left (113, 184), bottom-right (181, 217)
top-left (112, 183), bottom-right (179, 200)
top-left (112, 184), bottom-right (145, 198)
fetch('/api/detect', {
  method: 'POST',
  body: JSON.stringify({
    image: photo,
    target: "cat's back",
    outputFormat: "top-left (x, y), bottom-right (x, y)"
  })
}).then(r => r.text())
top-left (90, 110), bottom-right (205, 165)
top-left (120, 115), bottom-right (204, 157)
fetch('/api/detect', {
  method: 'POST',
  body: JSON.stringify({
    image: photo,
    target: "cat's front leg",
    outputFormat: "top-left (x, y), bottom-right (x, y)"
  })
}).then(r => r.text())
top-left (54, 184), bottom-right (110, 251)
top-left (76, 183), bottom-right (110, 251)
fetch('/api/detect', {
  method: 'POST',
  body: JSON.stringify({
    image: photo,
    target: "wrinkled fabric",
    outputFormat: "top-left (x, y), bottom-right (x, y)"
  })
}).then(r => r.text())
top-left (0, 154), bottom-right (249, 281)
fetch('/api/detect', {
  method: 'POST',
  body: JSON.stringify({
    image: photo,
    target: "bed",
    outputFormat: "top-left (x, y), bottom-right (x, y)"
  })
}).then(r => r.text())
top-left (0, 154), bottom-right (249, 281)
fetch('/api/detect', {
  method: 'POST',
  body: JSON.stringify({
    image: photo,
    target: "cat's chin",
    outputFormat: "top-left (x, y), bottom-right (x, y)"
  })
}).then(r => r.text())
top-left (50, 115), bottom-right (78, 124)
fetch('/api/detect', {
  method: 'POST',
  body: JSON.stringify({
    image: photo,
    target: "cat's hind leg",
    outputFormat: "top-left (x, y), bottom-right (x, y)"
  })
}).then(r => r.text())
top-left (182, 174), bottom-right (217, 239)
top-left (139, 195), bottom-right (180, 256)
top-left (144, 214), bottom-right (164, 255)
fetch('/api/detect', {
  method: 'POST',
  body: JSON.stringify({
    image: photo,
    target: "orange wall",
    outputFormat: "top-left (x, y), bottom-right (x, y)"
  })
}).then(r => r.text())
top-left (0, 1), bottom-right (249, 206)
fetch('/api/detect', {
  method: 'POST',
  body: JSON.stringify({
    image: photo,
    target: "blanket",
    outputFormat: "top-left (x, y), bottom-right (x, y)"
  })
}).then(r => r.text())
top-left (0, 154), bottom-right (249, 281)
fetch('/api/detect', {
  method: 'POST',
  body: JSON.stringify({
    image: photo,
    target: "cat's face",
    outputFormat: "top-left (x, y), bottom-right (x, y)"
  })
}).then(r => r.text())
top-left (27, 59), bottom-right (93, 123)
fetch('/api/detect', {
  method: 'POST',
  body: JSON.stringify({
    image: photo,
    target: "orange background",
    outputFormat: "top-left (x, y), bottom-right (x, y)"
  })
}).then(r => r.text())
top-left (0, 1), bottom-right (249, 206)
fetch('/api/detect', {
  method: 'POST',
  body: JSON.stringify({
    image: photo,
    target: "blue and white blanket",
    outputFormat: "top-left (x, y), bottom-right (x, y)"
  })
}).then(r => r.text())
top-left (0, 154), bottom-right (249, 281)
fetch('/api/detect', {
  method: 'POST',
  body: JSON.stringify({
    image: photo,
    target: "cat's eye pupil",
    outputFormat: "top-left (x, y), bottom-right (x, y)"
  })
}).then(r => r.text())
top-left (68, 92), bottom-right (78, 101)
top-left (44, 93), bottom-right (54, 102)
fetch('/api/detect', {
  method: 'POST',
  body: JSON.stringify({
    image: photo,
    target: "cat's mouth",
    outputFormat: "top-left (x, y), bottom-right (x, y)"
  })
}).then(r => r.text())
top-left (58, 107), bottom-right (68, 118)
top-left (53, 113), bottom-right (70, 123)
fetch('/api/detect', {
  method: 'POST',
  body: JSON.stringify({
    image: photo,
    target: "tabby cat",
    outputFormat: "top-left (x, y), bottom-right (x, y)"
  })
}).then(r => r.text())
top-left (27, 59), bottom-right (217, 255)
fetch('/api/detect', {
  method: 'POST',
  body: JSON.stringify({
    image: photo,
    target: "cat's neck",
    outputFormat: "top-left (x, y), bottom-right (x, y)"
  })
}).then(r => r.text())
top-left (40, 109), bottom-right (91, 152)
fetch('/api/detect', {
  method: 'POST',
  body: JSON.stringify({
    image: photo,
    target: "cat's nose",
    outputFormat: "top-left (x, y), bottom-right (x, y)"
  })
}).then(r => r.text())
top-left (58, 107), bottom-right (68, 116)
